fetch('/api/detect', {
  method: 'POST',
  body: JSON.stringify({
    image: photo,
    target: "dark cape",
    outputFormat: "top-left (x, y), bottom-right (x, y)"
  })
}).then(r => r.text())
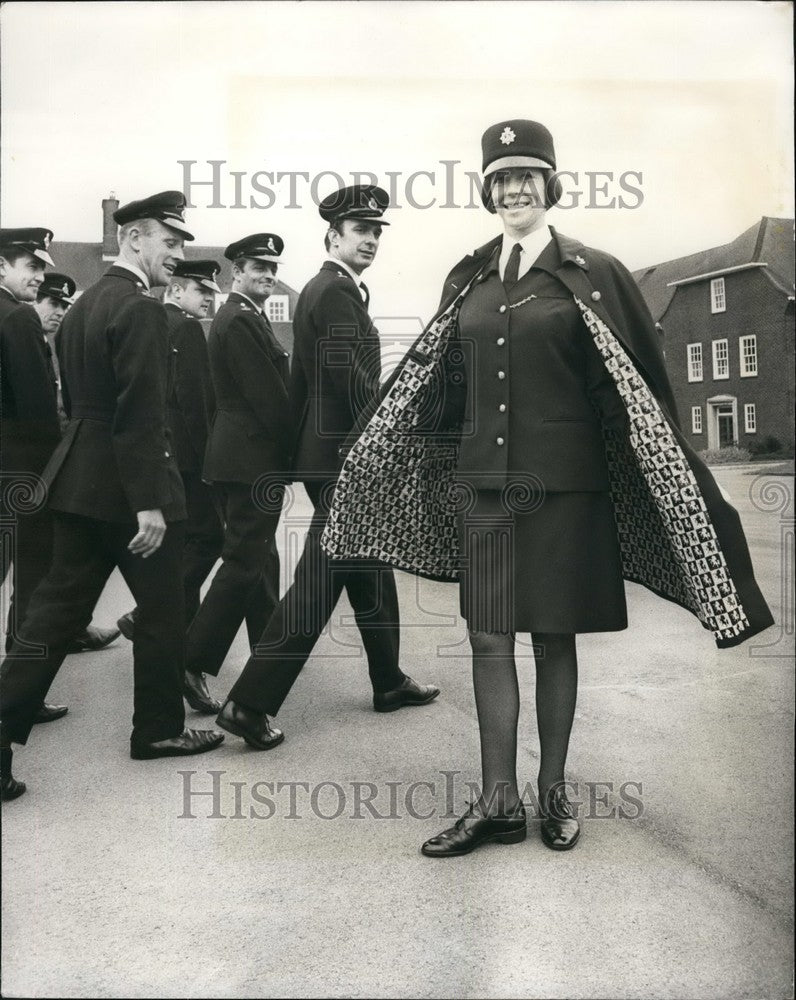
top-left (321, 228), bottom-right (774, 649)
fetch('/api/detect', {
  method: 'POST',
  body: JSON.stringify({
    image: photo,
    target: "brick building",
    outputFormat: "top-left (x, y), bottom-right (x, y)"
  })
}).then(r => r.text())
top-left (633, 217), bottom-right (794, 453)
top-left (51, 193), bottom-right (299, 353)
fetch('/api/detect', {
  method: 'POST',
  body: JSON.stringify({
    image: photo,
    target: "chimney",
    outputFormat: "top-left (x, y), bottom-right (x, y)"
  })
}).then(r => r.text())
top-left (102, 191), bottom-right (119, 260)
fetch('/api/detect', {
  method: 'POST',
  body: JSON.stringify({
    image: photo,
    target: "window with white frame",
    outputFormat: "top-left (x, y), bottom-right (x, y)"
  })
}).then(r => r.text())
top-left (739, 335), bottom-right (758, 377)
top-left (710, 276), bottom-right (726, 314)
top-left (266, 294), bottom-right (289, 323)
top-left (691, 406), bottom-right (703, 434)
top-left (712, 339), bottom-right (729, 380)
top-left (744, 403), bottom-right (756, 433)
top-left (687, 343), bottom-right (703, 382)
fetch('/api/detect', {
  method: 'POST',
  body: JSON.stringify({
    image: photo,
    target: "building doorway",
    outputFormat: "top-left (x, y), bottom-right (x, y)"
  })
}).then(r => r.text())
top-left (706, 395), bottom-right (738, 450)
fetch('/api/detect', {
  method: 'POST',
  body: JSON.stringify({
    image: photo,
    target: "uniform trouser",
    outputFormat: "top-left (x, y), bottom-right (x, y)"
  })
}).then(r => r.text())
top-left (124, 469), bottom-right (224, 630)
top-left (2, 502), bottom-right (53, 653)
top-left (179, 468), bottom-right (224, 627)
top-left (185, 481), bottom-right (282, 677)
top-left (227, 479), bottom-right (405, 717)
top-left (0, 512), bottom-right (186, 746)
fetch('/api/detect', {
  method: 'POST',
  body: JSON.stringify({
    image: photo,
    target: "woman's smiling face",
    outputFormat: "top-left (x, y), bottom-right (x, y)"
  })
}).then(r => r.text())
top-left (491, 167), bottom-right (548, 235)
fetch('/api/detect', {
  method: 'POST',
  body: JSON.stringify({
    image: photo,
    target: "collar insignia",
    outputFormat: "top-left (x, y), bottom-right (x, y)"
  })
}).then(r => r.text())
top-left (574, 255), bottom-right (586, 267)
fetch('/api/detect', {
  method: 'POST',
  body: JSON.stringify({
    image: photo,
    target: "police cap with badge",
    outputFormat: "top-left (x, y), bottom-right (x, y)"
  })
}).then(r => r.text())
top-left (0, 228), bottom-right (55, 266)
top-left (318, 184), bottom-right (391, 225)
top-left (172, 259), bottom-right (221, 293)
top-left (481, 119), bottom-right (562, 210)
top-left (224, 234), bottom-right (284, 265)
top-left (113, 190), bottom-right (195, 240)
top-left (37, 272), bottom-right (77, 304)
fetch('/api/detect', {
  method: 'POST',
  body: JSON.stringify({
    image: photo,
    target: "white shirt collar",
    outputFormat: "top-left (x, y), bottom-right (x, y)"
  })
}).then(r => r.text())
top-left (112, 258), bottom-right (150, 290)
top-left (234, 290), bottom-right (265, 316)
top-left (327, 256), bottom-right (365, 290)
top-left (499, 225), bottom-right (552, 280)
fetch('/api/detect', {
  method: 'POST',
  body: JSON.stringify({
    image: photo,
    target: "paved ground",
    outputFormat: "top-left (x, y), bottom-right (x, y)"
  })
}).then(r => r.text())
top-left (1, 466), bottom-right (793, 998)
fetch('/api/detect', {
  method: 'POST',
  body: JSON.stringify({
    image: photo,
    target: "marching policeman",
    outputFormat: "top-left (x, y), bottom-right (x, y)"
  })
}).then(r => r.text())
top-left (182, 235), bottom-right (292, 713)
top-left (216, 185), bottom-right (439, 750)
top-left (117, 260), bottom-right (225, 716)
top-left (0, 194), bottom-right (224, 801)
top-left (1, 241), bottom-right (118, 735)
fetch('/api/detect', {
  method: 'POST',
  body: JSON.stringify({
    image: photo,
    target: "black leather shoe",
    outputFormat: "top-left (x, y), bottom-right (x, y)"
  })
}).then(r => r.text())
top-left (1, 748), bottom-right (26, 801)
top-left (67, 625), bottom-right (121, 654)
top-left (184, 671), bottom-right (222, 714)
top-left (216, 700), bottom-right (284, 751)
top-left (117, 612), bottom-right (136, 641)
top-left (33, 703), bottom-right (69, 724)
top-left (421, 803), bottom-right (527, 857)
top-left (373, 675), bottom-right (440, 713)
top-left (130, 728), bottom-right (224, 760)
top-left (540, 784), bottom-right (581, 851)
top-left (1, 774), bottom-right (26, 801)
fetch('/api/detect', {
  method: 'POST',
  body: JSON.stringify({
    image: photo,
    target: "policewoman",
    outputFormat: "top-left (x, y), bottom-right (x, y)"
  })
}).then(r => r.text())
top-left (322, 120), bottom-right (773, 857)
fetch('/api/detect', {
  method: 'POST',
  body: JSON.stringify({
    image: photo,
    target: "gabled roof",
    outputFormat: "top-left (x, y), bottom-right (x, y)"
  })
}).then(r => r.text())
top-left (632, 217), bottom-right (795, 321)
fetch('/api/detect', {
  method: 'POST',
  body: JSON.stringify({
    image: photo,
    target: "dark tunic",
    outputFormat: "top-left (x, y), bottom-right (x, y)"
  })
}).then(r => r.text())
top-left (455, 241), bottom-right (627, 633)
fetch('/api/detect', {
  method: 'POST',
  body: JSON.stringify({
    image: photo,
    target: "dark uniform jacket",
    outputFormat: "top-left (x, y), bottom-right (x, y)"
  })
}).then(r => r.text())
top-left (454, 239), bottom-right (628, 491)
top-left (203, 291), bottom-right (291, 485)
top-left (164, 302), bottom-right (215, 473)
top-left (0, 287), bottom-right (61, 475)
top-left (43, 265), bottom-right (186, 523)
top-left (291, 261), bottom-right (382, 479)
top-left (323, 228), bottom-right (774, 649)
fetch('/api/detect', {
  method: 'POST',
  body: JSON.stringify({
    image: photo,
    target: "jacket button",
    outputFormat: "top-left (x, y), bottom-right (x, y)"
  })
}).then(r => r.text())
top-left (496, 437), bottom-right (505, 446)
top-left (497, 370), bottom-right (506, 380)
top-left (591, 290), bottom-right (601, 301)
top-left (165, 451), bottom-right (170, 458)
top-left (499, 304), bottom-right (507, 313)
top-left (499, 403), bottom-right (507, 413)
top-left (496, 337), bottom-right (505, 346)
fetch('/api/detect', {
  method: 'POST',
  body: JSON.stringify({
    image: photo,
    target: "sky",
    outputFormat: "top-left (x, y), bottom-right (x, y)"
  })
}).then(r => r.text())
top-left (1, 0), bottom-right (793, 327)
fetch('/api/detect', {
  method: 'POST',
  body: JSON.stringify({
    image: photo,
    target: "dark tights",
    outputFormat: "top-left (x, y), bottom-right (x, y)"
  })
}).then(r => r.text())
top-left (469, 630), bottom-right (578, 814)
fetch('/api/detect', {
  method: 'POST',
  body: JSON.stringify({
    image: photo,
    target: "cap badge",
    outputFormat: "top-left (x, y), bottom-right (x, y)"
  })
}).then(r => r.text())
top-left (500, 126), bottom-right (516, 146)
top-left (43, 232), bottom-right (51, 249)
top-left (266, 237), bottom-right (275, 252)
top-left (62, 283), bottom-right (70, 295)
top-left (367, 196), bottom-right (379, 211)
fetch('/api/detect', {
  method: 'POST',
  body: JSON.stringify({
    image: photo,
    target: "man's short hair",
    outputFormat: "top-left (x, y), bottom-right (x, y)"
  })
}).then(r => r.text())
top-left (0, 246), bottom-right (32, 266)
top-left (117, 217), bottom-right (160, 245)
top-left (323, 217), bottom-right (347, 251)
top-left (167, 275), bottom-right (191, 293)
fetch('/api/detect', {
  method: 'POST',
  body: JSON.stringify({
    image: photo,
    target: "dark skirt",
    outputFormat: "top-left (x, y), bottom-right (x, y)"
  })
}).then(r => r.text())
top-left (457, 489), bottom-right (627, 634)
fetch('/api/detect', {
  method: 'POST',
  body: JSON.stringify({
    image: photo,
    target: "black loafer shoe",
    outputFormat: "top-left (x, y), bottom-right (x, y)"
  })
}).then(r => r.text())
top-left (421, 803), bottom-right (527, 857)
top-left (215, 700), bottom-right (284, 751)
top-left (117, 612), bottom-right (136, 641)
top-left (33, 702), bottom-right (69, 724)
top-left (67, 625), bottom-right (121, 654)
top-left (540, 785), bottom-right (581, 851)
top-left (184, 671), bottom-right (222, 714)
top-left (1, 774), bottom-right (26, 801)
top-left (373, 675), bottom-right (441, 713)
top-left (130, 728), bottom-right (224, 760)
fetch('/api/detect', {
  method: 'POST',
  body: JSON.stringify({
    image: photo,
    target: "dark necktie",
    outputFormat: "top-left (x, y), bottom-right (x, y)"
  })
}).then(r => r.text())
top-left (503, 242), bottom-right (522, 292)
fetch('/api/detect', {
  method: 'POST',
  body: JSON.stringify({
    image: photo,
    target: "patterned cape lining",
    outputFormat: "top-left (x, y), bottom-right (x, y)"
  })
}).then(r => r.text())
top-left (321, 294), bottom-right (751, 644)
